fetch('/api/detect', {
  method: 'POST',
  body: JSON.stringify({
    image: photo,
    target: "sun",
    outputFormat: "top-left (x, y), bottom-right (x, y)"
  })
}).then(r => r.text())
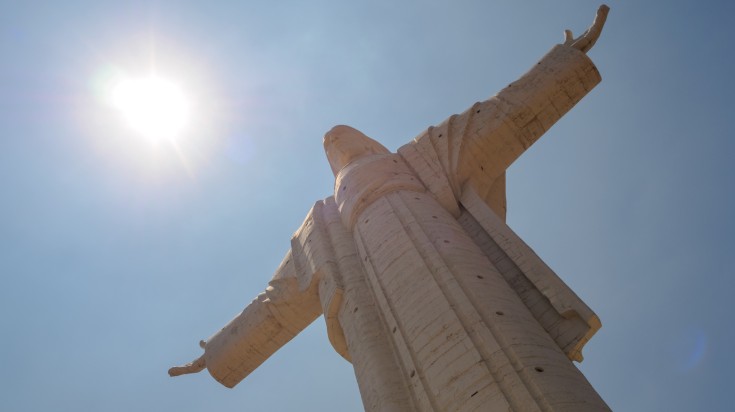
top-left (111, 75), bottom-right (191, 140)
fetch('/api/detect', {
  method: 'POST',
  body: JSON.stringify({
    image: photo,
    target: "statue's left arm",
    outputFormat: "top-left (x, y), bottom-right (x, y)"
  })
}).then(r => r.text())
top-left (399, 5), bottom-right (609, 219)
top-left (564, 5), bottom-right (609, 53)
top-left (396, 6), bottom-right (610, 362)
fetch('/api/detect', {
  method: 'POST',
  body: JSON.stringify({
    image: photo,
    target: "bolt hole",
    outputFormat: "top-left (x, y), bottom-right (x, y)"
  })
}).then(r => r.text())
top-left (393, 159), bottom-right (398, 163)
top-left (477, 275), bottom-right (484, 279)
top-left (470, 391), bottom-right (479, 398)
top-left (534, 367), bottom-right (544, 373)
top-left (480, 166), bottom-right (484, 171)
top-left (432, 215), bottom-right (438, 219)
top-left (495, 311), bottom-right (504, 316)
top-left (476, 109), bottom-right (481, 113)
top-left (364, 219), bottom-right (369, 224)
top-left (392, 326), bottom-right (397, 333)
top-left (342, 186), bottom-right (347, 191)
top-left (410, 370), bottom-right (416, 378)
top-left (353, 307), bottom-right (359, 313)
top-left (444, 240), bottom-right (450, 244)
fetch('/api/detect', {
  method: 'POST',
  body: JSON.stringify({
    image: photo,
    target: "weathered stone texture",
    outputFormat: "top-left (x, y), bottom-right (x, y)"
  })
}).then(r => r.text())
top-left (170, 7), bottom-right (612, 411)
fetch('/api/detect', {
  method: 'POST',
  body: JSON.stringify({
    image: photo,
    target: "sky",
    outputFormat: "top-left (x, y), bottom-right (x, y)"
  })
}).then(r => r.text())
top-left (1, 1), bottom-right (733, 411)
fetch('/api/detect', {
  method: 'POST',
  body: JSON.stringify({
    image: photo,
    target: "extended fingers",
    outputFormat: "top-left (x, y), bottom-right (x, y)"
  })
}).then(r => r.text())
top-left (582, 5), bottom-right (610, 51)
top-left (569, 4), bottom-right (610, 53)
top-left (168, 354), bottom-right (206, 377)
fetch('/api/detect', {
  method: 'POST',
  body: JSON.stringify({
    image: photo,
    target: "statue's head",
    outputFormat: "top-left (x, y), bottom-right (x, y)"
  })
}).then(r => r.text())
top-left (323, 125), bottom-right (390, 176)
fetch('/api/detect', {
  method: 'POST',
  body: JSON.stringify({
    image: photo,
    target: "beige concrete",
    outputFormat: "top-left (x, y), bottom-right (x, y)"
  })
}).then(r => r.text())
top-left (170, 5), bottom-right (611, 411)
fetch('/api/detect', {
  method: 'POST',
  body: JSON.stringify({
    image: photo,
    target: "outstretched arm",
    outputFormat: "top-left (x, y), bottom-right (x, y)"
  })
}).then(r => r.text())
top-left (168, 249), bottom-right (323, 387)
top-left (168, 202), bottom-right (338, 387)
top-left (403, 5), bottom-right (611, 214)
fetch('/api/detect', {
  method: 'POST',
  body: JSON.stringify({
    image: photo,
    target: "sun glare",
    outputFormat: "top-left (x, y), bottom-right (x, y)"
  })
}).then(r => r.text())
top-left (111, 76), bottom-right (190, 140)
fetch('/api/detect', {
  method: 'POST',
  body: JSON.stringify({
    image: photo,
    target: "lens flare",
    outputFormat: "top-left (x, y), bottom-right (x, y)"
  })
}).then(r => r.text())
top-left (667, 327), bottom-right (708, 373)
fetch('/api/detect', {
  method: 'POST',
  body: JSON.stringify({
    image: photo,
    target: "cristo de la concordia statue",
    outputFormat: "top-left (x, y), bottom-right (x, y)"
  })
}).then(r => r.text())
top-left (170, 5), bottom-right (612, 411)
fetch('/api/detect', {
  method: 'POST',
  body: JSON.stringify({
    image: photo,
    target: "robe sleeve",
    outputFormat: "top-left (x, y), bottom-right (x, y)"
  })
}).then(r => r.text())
top-left (200, 201), bottom-right (341, 388)
top-left (400, 44), bottom-right (603, 361)
top-left (399, 43), bottom-right (601, 220)
top-left (459, 186), bottom-right (600, 362)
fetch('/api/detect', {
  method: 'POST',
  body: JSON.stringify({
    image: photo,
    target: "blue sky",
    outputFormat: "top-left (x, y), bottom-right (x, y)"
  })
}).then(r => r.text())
top-left (1, 1), bottom-right (733, 411)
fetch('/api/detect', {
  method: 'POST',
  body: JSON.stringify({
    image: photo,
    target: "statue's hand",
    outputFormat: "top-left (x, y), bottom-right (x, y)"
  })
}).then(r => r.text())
top-left (564, 5), bottom-right (610, 53)
top-left (168, 353), bottom-right (206, 377)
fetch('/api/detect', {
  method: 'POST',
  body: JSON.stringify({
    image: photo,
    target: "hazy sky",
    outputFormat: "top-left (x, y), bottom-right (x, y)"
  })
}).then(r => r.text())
top-left (2, 1), bottom-right (733, 411)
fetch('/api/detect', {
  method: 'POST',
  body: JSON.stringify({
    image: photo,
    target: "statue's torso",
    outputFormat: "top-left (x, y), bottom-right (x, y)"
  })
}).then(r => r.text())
top-left (333, 153), bottom-right (606, 411)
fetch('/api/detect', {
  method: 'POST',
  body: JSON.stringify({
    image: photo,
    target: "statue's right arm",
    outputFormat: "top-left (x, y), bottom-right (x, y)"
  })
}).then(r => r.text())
top-left (168, 248), bottom-right (322, 388)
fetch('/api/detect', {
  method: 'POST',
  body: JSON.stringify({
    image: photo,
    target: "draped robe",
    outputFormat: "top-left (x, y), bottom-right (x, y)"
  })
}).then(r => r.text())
top-left (191, 44), bottom-right (609, 411)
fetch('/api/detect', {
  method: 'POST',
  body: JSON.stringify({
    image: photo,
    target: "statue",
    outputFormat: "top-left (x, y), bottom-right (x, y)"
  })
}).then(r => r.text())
top-left (170, 6), bottom-right (611, 411)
